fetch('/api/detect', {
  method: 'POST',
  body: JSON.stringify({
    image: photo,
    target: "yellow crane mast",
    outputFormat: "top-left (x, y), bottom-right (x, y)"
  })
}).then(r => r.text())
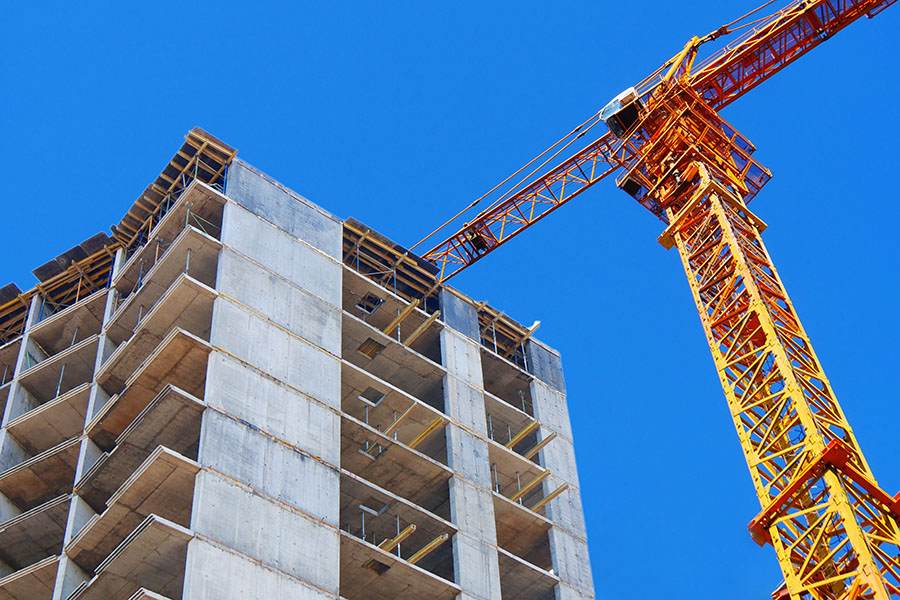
top-left (416, 1), bottom-right (900, 597)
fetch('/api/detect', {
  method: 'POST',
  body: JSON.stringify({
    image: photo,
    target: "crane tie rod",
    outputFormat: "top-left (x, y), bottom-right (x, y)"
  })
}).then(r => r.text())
top-left (410, 109), bottom-right (603, 252)
top-left (702, 0), bottom-right (781, 43)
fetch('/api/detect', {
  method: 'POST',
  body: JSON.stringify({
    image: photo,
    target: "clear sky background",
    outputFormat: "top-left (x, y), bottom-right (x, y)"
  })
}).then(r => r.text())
top-left (2, 2), bottom-right (898, 598)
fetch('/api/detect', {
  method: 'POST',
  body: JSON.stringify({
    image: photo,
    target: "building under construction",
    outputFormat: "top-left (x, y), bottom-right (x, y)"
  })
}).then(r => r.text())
top-left (3, 2), bottom-right (900, 598)
top-left (0, 129), bottom-right (594, 600)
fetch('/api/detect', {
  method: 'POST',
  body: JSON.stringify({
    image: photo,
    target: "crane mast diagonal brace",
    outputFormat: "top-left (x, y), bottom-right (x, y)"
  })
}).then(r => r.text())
top-left (665, 164), bottom-right (900, 600)
top-left (614, 25), bottom-right (900, 596)
top-left (417, 0), bottom-right (899, 597)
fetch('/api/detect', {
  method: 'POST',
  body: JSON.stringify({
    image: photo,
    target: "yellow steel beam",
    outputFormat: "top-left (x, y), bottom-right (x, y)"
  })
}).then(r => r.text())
top-left (382, 298), bottom-right (422, 336)
top-left (379, 524), bottom-right (416, 554)
top-left (407, 533), bottom-right (450, 565)
top-left (383, 403), bottom-right (416, 439)
top-left (510, 470), bottom-right (550, 503)
top-left (523, 432), bottom-right (557, 460)
top-left (505, 420), bottom-right (540, 450)
top-left (530, 483), bottom-right (569, 513)
top-left (407, 417), bottom-right (444, 450)
top-left (403, 310), bottom-right (441, 346)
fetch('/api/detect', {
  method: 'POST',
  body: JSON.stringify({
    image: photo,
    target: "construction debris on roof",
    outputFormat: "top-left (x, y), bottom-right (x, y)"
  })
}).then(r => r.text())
top-left (0, 128), bottom-right (236, 345)
top-left (342, 218), bottom-right (534, 366)
top-left (2, 127), bottom-right (534, 368)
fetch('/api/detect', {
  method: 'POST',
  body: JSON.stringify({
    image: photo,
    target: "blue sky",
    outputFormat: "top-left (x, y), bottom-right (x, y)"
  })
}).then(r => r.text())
top-left (2, 2), bottom-right (898, 597)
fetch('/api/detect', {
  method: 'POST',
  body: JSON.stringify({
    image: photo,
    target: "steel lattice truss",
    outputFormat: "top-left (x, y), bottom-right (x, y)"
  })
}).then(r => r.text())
top-left (422, 0), bottom-right (897, 283)
top-left (636, 65), bottom-right (899, 597)
top-left (415, 0), bottom-right (899, 595)
top-left (670, 180), bottom-right (900, 598)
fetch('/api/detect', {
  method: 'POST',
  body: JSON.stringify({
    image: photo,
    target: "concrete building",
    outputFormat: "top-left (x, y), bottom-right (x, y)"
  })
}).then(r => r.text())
top-left (0, 129), bottom-right (594, 600)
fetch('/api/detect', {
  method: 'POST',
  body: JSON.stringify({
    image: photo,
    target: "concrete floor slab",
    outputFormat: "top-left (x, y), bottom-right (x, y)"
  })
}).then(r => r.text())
top-left (497, 545), bottom-right (559, 600)
top-left (0, 495), bottom-right (69, 571)
top-left (487, 438), bottom-right (546, 500)
top-left (339, 531), bottom-right (459, 600)
top-left (342, 267), bottom-right (443, 362)
top-left (28, 290), bottom-right (107, 358)
top-left (340, 415), bottom-right (451, 518)
top-left (6, 383), bottom-right (90, 455)
top-left (91, 328), bottom-right (209, 444)
top-left (484, 390), bottom-right (535, 442)
top-left (126, 588), bottom-right (172, 600)
top-left (480, 348), bottom-right (535, 415)
top-left (0, 555), bottom-right (58, 600)
top-left (17, 336), bottom-right (99, 403)
top-left (88, 379), bottom-right (205, 454)
top-left (340, 469), bottom-right (455, 556)
top-left (115, 182), bottom-right (225, 294)
top-left (341, 361), bottom-right (447, 462)
top-left (0, 438), bottom-right (79, 511)
top-left (109, 230), bottom-right (220, 347)
top-left (342, 312), bottom-right (445, 408)
top-left (492, 492), bottom-right (552, 570)
top-left (68, 515), bottom-right (192, 600)
top-left (68, 447), bottom-right (199, 573)
top-left (77, 386), bottom-right (204, 511)
top-left (98, 278), bottom-right (215, 392)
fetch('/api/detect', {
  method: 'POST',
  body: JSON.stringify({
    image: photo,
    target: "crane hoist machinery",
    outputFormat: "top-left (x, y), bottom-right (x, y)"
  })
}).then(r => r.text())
top-left (411, 1), bottom-right (900, 598)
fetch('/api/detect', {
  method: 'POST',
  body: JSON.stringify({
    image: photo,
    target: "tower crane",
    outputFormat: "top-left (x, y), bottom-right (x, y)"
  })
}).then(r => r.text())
top-left (411, 1), bottom-right (900, 598)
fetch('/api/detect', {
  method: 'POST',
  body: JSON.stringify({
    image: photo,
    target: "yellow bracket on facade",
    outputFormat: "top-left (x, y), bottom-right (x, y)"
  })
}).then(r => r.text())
top-left (383, 298), bottom-right (422, 336)
top-left (510, 470), bottom-right (550, 503)
top-left (383, 403), bottom-right (416, 439)
top-left (408, 533), bottom-right (450, 565)
top-left (506, 420), bottom-right (540, 450)
top-left (403, 310), bottom-right (441, 346)
top-left (344, 231), bottom-right (369, 262)
top-left (362, 523), bottom-right (418, 570)
top-left (407, 417), bottom-right (445, 450)
top-left (523, 432), bottom-right (557, 460)
top-left (379, 523), bottom-right (417, 553)
top-left (530, 483), bottom-right (569, 513)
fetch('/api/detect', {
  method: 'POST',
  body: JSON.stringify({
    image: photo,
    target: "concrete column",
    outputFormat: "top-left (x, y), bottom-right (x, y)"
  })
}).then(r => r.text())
top-left (0, 296), bottom-right (40, 519)
top-left (183, 161), bottom-right (342, 600)
top-left (527, 339), bottom-right (594, 600)
top-left (440, 289), bottom-right (503, 600)
top-left (50, 556), bottom-right (89, 600)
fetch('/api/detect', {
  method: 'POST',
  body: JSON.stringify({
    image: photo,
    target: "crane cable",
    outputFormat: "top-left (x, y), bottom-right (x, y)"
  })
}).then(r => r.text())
top-left (412, 0), bottom-right (787, 255)
top-left (701, 0), bottom-right (780, 43)
top-left (469, 116), bottom-right (605, 220)
top-left (411, 110), bottom-right (603, 252)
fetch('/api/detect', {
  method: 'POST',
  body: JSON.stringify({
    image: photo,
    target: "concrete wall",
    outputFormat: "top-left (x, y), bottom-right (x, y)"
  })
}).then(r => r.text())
top-left (183, 161), bottom-right (343, 599)
top-left (527, 340), bottom-right (594, 600)
top-left (440, 290), bottom-right (503, 600)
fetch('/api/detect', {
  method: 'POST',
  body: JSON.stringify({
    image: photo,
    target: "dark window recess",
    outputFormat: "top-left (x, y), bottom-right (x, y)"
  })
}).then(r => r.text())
top-left (365, 559), bottom-right (391, 575)
top-left (358, 386), bottom-right (387, 406)
top-left (356, 293), bottom-right (384, 315)
top-left (358, 338), bottom-right (386, 359)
